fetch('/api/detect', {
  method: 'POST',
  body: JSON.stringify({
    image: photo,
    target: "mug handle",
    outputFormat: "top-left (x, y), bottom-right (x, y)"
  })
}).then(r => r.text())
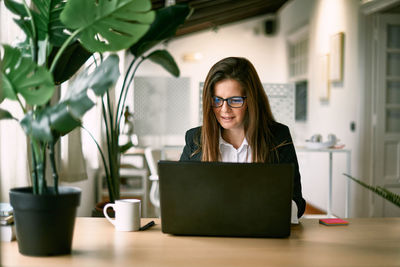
top-left (103, 203), bottom-right (116, 226)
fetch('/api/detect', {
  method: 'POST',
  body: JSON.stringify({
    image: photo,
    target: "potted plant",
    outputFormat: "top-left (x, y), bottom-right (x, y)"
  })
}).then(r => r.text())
top-left (344, 174), bottom-right (400, 207)
top-left (0, 0), bottom-right (157, 256)
top-left (90, 3), bottom-right (191, 210)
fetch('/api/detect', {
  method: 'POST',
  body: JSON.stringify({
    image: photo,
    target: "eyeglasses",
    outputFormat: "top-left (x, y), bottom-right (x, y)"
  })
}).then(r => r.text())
top-left (212, 96), bottom-right (247, 108)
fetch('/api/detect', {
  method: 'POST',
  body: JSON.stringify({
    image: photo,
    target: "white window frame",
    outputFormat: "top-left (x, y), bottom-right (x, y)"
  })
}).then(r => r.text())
top-left (287, 25), bottom-right (309, 82)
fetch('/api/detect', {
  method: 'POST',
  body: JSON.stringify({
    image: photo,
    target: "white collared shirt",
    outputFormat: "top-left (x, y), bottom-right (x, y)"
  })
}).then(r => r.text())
top-left (218, 133), bottom-right (299, 224)
top-left (219, 133), bottom-right (252, 163)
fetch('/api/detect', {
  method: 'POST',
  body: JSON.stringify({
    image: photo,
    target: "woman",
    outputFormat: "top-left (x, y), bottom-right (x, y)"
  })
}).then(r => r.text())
top-left (180, 57), bottom-right (306, 218)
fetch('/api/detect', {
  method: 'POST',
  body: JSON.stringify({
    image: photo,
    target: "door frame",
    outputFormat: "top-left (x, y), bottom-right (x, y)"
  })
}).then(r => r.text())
top-left (366, 13), bottom-right (400, 217)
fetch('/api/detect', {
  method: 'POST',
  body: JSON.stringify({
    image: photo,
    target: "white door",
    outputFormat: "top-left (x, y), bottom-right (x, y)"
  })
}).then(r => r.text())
top-left (373, 14), bottom-right (400, 217)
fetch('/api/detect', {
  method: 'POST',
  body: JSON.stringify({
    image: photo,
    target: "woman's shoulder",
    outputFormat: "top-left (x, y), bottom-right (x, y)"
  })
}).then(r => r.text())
top-left (184, 126), bottom-right (202, 144)
top-left (268, 122), bottom-right (293, 148)
top-left (269, 121), bottom-right (290, 135)
top-left (185, 126), bottom-right (202, 138)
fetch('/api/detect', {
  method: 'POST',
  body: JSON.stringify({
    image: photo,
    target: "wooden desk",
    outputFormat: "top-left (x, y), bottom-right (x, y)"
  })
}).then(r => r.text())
top-left (2, 218), bottom-right (400, 266)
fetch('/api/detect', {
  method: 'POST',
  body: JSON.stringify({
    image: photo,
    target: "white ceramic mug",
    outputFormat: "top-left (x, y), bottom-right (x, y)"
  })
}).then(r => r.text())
top-left (103, 199), bottom-right (141, 231)
top-left (327, 133), bottom-right (338, 144)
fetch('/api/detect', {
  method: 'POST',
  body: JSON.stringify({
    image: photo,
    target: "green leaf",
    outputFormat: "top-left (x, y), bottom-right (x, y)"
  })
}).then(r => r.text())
top-left (1, 72), bottom-right (16, 101)
top-left (14, 18), bottom-right (35, 40)
top-left (60, 0), bottom-right (155, 53)
top-left (86, 55), bottom-right (120, 96)
top-left (4, 0), bottom-right (28, 17)
top-left (21, 111), bottom-right (53, 142)
top-left (344, 173), bottom-right (400, 208)
top-left (47, 102), bottom-right (82, 135)
top-left (31, 0), bottom-right (70, 46)
top-left (146, 50), bottom-right (180, 77)
top-left (19, 55), bottom-right (119, 141)
top-left (5, 0), bottom-right (68, 46)
top-left (49, 42), bottom-right (92, 84)
top-left (0, 109), bottom-right (16, 120)
top-left (1, 45), bottom-right (55, 105)
top-left (50, 54), bottom-right (120, 135)
top-left (66, 54), bottom-right (120, 97)
top-left (130, 4), bottom-right (190, 57)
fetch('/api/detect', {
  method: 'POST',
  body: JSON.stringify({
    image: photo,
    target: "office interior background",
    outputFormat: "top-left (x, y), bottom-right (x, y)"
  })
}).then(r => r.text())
top-left (0, 0), bottom-right (399, 218)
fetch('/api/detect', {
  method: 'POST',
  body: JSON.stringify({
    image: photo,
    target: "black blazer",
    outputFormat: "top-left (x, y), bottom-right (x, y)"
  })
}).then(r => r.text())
top-left (179, 122), bottom-right (306, 218)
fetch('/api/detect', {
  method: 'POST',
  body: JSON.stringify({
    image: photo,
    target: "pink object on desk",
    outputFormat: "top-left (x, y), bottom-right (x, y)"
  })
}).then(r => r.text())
top-left (319, 218), bottom-right (349, 226)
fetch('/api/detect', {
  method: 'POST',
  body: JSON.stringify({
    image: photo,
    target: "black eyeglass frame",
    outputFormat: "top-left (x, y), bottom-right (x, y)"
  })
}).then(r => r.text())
top-left (211, 96), bottom-right (247, 108)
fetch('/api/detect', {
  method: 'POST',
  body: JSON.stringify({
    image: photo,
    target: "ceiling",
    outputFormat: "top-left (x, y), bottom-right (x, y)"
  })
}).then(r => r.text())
top-left (151, 0), bottom-right (289, 37)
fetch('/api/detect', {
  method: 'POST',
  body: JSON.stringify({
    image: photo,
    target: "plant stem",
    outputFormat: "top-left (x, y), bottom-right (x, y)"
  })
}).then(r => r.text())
top-left (110, 132), bottom-right (120, 200)
top-left (13, 91), bottom-right (27, 114)
top-left (40, 142), bottom-right (48, 193)
top-left (35, 142), bottom-right (47, 195)
top-left (49, 142), bottom-right (59, 194)
top-left (107, 89), bottom-right (122, 201)
top-left (37, 161), bottom-right (44, 194)
top-left (116, 57), bottom-right (145, 135)
top-left (81, 125), bottom-right (111, 185)
top-left (115, 57), bottom-right (137, 130)
top-left (106, 91), bottom-right (115, 154)
top-left (30, 140), bottom-right (39, 194)
top-left (49, 29), bottom-right (81, 73)
top-left (102, 98), bottom-right (116, 202)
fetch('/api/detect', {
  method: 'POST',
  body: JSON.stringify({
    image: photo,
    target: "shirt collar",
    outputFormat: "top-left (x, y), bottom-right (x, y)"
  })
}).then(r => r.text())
top-left (219, 130), bottom-right (249, 151)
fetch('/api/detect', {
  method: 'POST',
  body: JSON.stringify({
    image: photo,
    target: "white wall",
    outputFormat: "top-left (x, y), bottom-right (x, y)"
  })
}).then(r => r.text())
top-left (133, 0), bottom-right (369, 217)
top-left (279, 0), bottom-right (366, 217)
top-left (135, 13), bottom-right (288, 130)
top-left (0, 2), bottom-right (30, 200)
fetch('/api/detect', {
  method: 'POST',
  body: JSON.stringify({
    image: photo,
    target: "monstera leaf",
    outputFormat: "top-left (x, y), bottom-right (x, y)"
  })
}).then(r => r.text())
top-left (60, 0), bottom-right (155, 53)
top-left (146, 50), bottom-right (179, 77)
top-left (1, 45), bottom-right (54, 105)
top-left (20, 55), bottom-right (120, 142)
top-left (20, 111), bottom-right (54, 142)
top-left (130, 4), bottom-right (191, 57)
top-left (50, 42), bottom-right (92, 84)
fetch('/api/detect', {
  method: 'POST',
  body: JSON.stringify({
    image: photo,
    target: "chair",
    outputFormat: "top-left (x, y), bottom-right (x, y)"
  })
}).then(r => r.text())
top-left (144, 147), bottom-right (162, 217)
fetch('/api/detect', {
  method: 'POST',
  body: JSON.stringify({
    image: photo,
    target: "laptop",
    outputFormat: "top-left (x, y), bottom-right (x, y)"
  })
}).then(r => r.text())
top-left (158, 161), bottom-right (294, 238)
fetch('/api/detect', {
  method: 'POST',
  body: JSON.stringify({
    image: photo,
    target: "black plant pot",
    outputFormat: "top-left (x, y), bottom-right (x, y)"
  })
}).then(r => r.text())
top-left (9, 186), bottom-right (81, 256)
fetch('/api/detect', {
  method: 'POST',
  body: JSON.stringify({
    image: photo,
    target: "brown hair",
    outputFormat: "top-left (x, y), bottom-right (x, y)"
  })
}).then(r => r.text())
top-left (200, 57), bottom-right (276, 162)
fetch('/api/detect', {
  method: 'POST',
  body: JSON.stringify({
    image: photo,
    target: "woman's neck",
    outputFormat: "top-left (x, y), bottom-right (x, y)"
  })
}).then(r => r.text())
top-left (222, 128), bottom-right (245, 149)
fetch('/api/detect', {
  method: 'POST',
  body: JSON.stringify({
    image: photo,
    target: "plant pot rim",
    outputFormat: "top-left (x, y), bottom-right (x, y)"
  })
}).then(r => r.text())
top-left (10, 186), bottom-right (82, 211)
top-left (10, 186), bottom-right (82, 195)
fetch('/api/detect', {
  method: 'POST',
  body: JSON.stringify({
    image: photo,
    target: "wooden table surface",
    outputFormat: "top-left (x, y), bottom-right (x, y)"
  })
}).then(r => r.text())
top-left (2, 217), bottom-right (400, 267)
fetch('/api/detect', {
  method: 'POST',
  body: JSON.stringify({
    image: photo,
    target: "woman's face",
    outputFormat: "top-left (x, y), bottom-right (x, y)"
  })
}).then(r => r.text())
top-left (212, 79), bottom-right (247, 132)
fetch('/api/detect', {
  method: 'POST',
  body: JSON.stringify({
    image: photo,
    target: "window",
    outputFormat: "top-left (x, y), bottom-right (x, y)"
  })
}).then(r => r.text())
top-left (289, 38), bottom-right (308, 79)
top-left (287, 25), bottom-right (309, 122)
top-left (295, 81), bottom-right (307, 121)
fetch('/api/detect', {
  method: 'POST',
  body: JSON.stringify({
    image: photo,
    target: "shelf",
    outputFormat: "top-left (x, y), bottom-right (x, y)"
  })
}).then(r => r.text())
top-left (102, 189), bottom-right (145, 197)
top-left (120, 168), bottom-right (147, 177)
